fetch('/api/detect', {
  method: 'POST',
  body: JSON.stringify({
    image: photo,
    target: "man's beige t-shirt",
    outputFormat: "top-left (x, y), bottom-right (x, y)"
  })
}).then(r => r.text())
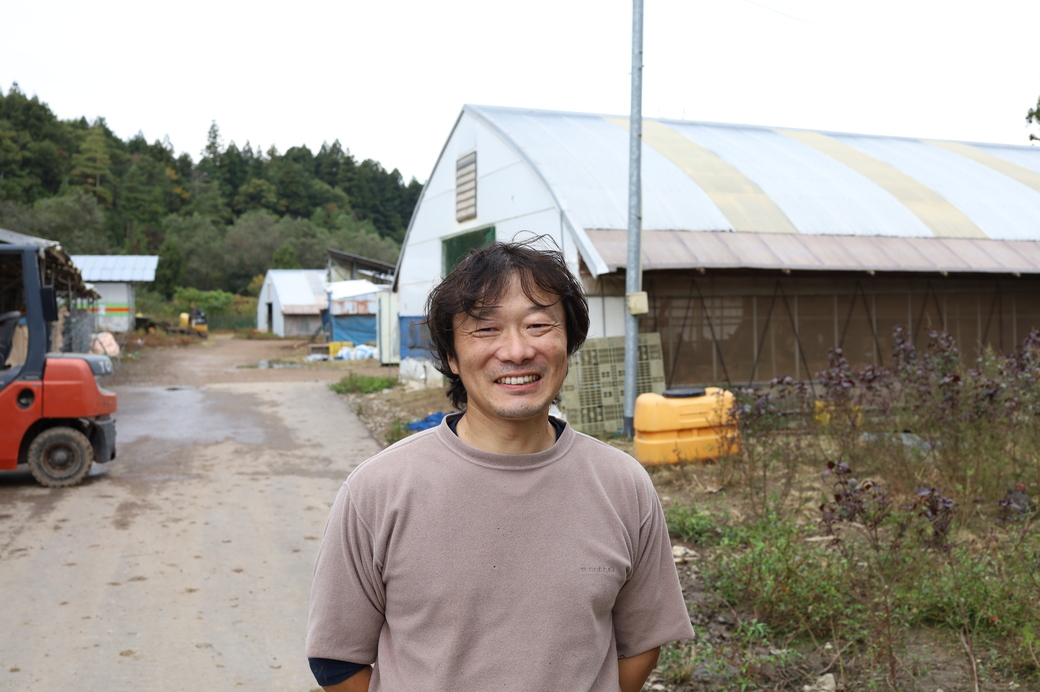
top-left (307, 413), bottom-right (693, 690)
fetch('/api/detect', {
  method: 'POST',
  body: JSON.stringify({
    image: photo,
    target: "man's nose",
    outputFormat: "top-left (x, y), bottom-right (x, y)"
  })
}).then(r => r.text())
top-left (497, 327), bottom-right (535, 363)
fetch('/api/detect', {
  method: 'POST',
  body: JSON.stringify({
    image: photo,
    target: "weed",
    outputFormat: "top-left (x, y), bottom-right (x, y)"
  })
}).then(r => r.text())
top-left (708, 515), bottom-right (860, 641)
top-left (329, 373), bottom-right (399, 395)
top-left (385, 418), bottom-right (408, 446)
top-left (656, 641), bottom-right (698, 685)
top-left (665, 504), bottom-right (720, 545)
top-left (729, 378), bottom-right (820, 519)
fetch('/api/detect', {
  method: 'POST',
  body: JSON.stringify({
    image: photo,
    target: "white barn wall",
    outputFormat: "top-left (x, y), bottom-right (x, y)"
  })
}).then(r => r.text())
top-left (93, 282), bottom-right (133, 333)
top-left (396, 111), bottom-right (619, 386)
top-left (586, 296), bottom-right (626, 339)
top-left (256, 274), bottom-right (287, 336)
top-left (582, 274), bottom-right (627, 339)
top-left (397, 112), bottom-right (581, 318)
top-left (283, 315), bottom-right (320, 337)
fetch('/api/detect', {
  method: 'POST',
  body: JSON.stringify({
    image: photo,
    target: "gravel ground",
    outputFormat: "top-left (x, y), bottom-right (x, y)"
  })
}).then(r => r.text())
top-left (334, 386), bottom-right (454, 448)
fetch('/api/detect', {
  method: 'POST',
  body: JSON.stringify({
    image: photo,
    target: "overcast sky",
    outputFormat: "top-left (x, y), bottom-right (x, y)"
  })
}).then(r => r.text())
top-left (3, 0), bottom-right (1038, 183)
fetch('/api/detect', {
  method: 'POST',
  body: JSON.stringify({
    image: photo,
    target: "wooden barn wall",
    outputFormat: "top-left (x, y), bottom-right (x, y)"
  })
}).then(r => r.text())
top-left (628, 272), bottom-right (1040, 387)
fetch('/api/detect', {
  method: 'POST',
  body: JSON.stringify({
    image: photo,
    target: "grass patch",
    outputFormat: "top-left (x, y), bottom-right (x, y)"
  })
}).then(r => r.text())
top-left (385, 418), bottom-right (408, 446)
top-left (329, 372), bottom-right (399, 395)
top-left (665, 503), bottom-right (721, 545)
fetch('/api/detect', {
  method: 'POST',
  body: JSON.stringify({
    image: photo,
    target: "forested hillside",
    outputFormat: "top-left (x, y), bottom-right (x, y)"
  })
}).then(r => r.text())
top-left (0, 84), bottom-right (422, 296)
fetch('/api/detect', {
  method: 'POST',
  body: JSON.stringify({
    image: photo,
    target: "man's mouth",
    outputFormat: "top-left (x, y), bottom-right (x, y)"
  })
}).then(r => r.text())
top-left (496, 374), bottom-right (540, 385)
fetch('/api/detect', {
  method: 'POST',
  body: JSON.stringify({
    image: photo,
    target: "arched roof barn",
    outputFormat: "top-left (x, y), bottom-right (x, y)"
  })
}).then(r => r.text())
top-left (396, 105), bottom-right (1040, 389)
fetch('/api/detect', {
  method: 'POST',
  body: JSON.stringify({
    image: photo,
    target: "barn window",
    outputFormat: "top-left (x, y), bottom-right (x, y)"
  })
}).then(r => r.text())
top-left (456, 152), bottom-right (477, 222)
top-left (443, 226), bottom-right (495, 275)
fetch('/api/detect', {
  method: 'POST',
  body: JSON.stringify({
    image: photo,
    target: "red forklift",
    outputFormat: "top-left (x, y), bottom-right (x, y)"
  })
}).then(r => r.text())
top-left (0, 244), bottom-right (117, 487)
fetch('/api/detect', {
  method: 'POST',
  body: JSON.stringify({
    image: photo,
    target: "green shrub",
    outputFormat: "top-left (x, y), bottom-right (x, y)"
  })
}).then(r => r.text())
top-left (665, 503), bottom-right (720, 545)
top-left (706, 516), bottom-right (863, 640)
top-left (329, 373), bottom-right (398, 395)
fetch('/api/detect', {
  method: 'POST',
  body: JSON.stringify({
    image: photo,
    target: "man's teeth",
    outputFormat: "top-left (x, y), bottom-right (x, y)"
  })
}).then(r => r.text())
top-left (498, 375), bottom-right (539, 385)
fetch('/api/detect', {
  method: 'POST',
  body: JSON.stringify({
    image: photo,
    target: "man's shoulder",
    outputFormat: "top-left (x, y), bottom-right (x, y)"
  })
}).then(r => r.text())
top-left (565, 427), bottom-right (652, 481)
top-left (346, 426), bottom-right (444, 487)
top-left (567, 427), bottom-right (643, 463)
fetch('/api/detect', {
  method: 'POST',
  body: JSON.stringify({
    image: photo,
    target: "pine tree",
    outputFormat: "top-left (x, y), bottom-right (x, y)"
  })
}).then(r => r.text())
top-left (70, 126), bottom-right (113, 207)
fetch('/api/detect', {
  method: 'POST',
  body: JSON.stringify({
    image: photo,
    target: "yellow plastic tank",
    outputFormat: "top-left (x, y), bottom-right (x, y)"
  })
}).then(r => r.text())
top-left (813, 400), bottom-right (862, 428)
top-left (634, 387), bottom-right (739, 465)
top-left (179, 312), bottom-right (190, 328)
top-left (328, 341), bottom-right (354, 357)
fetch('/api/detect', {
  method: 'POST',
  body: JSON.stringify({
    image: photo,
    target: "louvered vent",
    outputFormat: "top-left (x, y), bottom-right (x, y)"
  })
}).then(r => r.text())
top-left (455, 152), bottom-right (477, 222)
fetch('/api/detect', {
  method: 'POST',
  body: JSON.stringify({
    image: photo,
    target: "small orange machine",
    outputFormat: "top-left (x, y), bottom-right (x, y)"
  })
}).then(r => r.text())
top-left (634, 387), bottom-right (738, 465)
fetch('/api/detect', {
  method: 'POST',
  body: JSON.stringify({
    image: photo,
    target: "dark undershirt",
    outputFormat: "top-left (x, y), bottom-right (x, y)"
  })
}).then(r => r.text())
top-left (308, 414), bottom-right (565, 688)
top-left (448, 413), bottom-right (566, 439)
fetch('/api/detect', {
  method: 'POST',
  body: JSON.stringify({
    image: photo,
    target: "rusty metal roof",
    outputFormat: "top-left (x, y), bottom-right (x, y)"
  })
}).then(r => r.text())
top-left (467, 105), bottom-right (1040, 275)
top-left (588, 230), bottom-right (1040, 275)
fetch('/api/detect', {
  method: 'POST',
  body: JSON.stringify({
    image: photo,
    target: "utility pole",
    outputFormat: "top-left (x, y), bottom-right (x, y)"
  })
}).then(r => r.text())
top-left (623, 0), bottom-right (647, 438)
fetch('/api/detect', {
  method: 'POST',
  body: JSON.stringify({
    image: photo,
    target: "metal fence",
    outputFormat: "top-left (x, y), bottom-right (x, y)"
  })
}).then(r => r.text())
top-left (63, 308), bottom-right (95, 354)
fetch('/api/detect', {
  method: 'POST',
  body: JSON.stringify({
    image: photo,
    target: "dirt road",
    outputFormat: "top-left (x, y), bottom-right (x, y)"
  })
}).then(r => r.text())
top-left (0, 336), bottom-right (383, 691)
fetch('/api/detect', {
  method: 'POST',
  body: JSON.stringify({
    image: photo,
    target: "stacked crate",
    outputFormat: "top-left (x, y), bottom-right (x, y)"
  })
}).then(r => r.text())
top-left (559, 333), bottom-right (666, 436)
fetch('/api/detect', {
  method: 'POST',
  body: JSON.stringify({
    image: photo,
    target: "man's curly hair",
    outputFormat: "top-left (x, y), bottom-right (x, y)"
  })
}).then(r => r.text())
top-left (423, 237), bottom-right (589, 410)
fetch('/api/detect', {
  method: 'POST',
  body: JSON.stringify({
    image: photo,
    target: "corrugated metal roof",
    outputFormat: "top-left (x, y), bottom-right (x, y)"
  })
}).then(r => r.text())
top-left (467, 105), bottom-right (1040, 275)
top-left (267, 270), bottom-right (328, 314)
top-left (328, 279), bottom-right (383, 301)
top-left (0, 228), bottom-right (98, 299)
top-left (0, 227), bottom-right (58, 247)
top-left (70, 255), bottom-right (159, 282)
top-left (588, 230), bottom-right (1040, 275)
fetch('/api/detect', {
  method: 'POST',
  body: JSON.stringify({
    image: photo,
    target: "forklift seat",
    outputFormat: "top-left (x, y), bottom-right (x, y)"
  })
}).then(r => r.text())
top-left (0, 311), bottom-right (21, 366)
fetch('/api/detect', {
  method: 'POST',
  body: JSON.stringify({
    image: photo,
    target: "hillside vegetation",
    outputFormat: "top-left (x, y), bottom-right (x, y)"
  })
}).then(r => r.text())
top-left (0, 83), bottom-right (421, 297)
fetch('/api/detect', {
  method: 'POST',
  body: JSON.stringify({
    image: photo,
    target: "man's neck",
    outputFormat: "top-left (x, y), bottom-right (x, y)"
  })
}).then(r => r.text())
top-left (455, 409), bottom-right (557, 455)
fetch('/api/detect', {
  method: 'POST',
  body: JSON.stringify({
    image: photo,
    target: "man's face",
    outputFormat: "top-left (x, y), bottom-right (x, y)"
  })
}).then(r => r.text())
top-left (448, 273), bottom-right (568, 424)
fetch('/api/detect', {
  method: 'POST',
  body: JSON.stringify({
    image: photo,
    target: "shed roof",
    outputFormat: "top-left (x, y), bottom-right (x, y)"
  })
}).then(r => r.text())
top-left (266, 270), bottom-right (327, 315)
top-left (70, 255), bottom-right (159, 282)
top-left (463, 105), bottom-right (1040, 276)
top-left (328, 279), bottom-right (385, 301)
top-left (0, 227), bottom-right (58, 248)
top-left (1, 228), bottom-right (97, 299)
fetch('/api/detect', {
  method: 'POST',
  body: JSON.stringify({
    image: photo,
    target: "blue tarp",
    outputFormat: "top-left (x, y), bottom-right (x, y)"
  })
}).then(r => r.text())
top-left (399, 315), bottom-right (431, 358)
top-left (408, 412), bottom-right (445, 431)
top-left (330, 315), bottom-right (377, 345)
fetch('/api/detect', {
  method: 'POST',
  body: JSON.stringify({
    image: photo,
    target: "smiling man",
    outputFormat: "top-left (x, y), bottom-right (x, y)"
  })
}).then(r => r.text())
top-left (306, 239), bottom-right (693, 691)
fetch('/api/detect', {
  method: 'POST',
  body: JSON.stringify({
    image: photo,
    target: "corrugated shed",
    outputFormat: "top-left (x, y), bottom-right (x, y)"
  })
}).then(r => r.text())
top-left (328, 279), bottom-right (385, 316)
top-left (588, 230), bottom-right (1040, 274)
top-left (466, 105), bottom-right (1040, 275)
top-left (267, 270), bottom-right (327, 315)
top-left (70, 255), bottom-right (159, 282)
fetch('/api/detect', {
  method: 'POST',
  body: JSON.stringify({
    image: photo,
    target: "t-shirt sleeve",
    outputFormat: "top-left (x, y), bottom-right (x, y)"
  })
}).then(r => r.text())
top-left (611, 480), bottom-right (695, 657)
top-left (306, 482), bottom-right (386, 663)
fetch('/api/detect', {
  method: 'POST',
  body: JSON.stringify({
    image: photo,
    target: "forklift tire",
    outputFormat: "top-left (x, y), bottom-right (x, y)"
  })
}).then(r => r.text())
top-left (27, 427), bottom-right (95, 488)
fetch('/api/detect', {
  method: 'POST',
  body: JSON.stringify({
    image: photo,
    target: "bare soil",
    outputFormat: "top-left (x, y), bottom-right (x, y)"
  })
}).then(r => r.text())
top-left (0, 332), bottom-right (385, 691)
